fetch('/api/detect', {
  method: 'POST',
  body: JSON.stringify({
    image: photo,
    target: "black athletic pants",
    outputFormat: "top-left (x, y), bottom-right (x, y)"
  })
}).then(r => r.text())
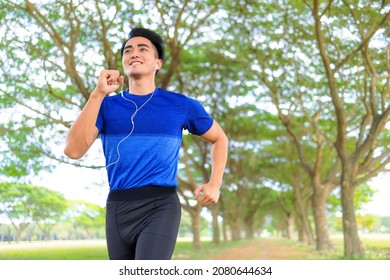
top-left (105, 186), bottom-right (181, 260)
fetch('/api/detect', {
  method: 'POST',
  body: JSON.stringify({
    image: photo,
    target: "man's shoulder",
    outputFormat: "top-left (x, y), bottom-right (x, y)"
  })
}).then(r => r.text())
top-left (159, 88), bottom-right (185, 97)
top-left (158, 88), bottom-right (199, 103)
top-left (158, 88), bottom-right (191, 103)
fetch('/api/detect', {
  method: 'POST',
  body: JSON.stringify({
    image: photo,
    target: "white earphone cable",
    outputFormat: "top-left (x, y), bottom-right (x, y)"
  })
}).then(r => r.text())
top-left (106, 88), bottom-right (156, 169)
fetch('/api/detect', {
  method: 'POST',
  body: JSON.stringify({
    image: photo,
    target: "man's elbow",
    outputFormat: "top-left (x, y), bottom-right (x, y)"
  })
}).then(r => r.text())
top-left (63, 145), bottom-right (85, 159)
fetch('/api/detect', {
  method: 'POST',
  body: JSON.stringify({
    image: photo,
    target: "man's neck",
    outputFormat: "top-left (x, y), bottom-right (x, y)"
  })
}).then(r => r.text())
top-left (128, 76), bottom-right (156, 95)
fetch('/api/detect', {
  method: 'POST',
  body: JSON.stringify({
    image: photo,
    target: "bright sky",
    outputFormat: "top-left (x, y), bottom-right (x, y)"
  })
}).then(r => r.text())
top-left (362, 173), bottom-right (390, 216)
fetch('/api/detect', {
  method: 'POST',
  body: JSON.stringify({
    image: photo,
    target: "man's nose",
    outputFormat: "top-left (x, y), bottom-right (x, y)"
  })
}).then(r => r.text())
top-left (131, 50), bottom-right (140, 58)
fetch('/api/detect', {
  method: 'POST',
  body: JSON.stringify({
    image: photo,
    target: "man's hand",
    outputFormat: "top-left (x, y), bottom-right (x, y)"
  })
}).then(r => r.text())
top-left (194, 183), bottom-right (220, 207)
top-left (94, 69), bottom-right (124, 97)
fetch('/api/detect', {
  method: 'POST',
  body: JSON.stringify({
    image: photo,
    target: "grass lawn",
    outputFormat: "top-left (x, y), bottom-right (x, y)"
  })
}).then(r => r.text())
top-left (0, 239), bottom-right (249, 260)
top-left (0, 235), bottom-right (389, 260)
top-left (0, 240), bottom-right (109, 260)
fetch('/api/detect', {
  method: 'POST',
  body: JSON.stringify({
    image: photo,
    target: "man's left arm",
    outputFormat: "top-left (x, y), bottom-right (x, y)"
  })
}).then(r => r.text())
top-left (194, 120), bottom-right (228, 206)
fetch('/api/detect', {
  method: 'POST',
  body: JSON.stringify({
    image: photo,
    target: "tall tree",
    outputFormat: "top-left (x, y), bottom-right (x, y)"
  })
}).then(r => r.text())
top-left (29, 185), bottom-right (68, 240)
top-left (67, 201), bottom-right (105, 239)
top-left (225, 0), bottom-right (340, 251)
top-left (311, 0), bottom-right (389, 257)
top-left (0, 183), bottom-right (67, 242)
top-left (0, 183), bottom-right (32, 242)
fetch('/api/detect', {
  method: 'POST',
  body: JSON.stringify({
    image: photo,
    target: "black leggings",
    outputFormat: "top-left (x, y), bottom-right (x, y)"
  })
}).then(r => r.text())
top-left (105, 187), bottom-right (181, 260)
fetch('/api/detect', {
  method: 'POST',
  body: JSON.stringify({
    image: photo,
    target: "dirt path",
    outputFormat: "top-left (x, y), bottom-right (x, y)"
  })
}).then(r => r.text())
top-left (204, 238), bottom-right (318, 260)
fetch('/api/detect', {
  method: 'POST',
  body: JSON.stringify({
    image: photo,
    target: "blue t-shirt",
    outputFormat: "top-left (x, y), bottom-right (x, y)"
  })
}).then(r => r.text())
top-left (96, 88), bottom-right (213, 190)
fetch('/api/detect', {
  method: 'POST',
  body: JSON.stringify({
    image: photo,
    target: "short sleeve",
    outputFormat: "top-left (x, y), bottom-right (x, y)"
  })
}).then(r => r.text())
top-left (184, 98), bottom-right (213, 135)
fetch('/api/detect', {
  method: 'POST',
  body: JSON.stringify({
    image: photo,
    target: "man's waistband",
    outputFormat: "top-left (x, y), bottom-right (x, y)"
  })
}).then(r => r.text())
top-left (107, 186), bottom-right (177, 201)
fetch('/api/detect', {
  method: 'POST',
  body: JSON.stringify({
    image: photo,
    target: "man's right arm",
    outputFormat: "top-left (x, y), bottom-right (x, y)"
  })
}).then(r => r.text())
top-left (63, 70), bottom-right (123, 159)
top-left (63, 92), bottom-right (104, 159)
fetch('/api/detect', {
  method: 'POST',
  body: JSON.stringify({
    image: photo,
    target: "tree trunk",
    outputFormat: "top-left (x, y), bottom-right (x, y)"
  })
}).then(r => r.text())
top-left (341, 178), bottom-right (364, 258)
top-left (311, 184), bottom-right (333, 250)
top-left (26, 227), bottom-right (34, 242)
top-left (222, 219), bottom-right (228, 242)
top-left (211, 204), bottom-right (220, 245)
top-left (12, 223), bottom-right (28, 243)
top-left (294, 184), bottom-right (315, 245)
top-left (7, 227), bottom-right (11, 244)
top-left (229, 219), bottom-right (242, 241)
top-left (296, 223), bottom-right (306, 243)
top-left (244, 216), bottom-right (254, 239)
top-left (190, 204), bottom-right (202, 251)
top-left (301, 212), bottom-right (315, 245)
top-left (287, 213), bottom-right (295, 240)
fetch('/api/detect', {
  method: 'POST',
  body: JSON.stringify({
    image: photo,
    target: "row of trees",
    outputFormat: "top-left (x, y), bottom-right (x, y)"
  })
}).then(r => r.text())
top-left (0, 183), bottom-right (105, 242)
top-left (0, 0), bottom-right (389, 258)
top-left (1, 182), bottom-right (389, 244)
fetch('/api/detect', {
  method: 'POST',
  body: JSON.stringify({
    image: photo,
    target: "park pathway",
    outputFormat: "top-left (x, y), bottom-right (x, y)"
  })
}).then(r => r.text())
top-left (204, 238), bottom-right (318, 260)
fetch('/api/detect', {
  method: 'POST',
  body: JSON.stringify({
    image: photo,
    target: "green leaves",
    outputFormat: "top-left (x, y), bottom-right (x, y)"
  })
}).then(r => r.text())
top-left (0, 182), bottom-right (66, 240)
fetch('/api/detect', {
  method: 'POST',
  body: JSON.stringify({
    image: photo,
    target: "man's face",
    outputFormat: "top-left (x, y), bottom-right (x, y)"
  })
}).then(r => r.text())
top-left (122, 36), bottom-right (162, 78)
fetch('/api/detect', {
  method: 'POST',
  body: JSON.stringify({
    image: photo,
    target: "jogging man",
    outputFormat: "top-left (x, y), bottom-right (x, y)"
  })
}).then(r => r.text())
top-left (64, 27), bottom-right (228, 260)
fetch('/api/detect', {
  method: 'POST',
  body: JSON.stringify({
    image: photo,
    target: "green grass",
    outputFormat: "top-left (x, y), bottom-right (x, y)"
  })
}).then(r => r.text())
top-left (347, 236), bottom-right (390, 260)
top-left (0, 236), bottom-right (389, 260)
top-left (0, 241), bottom-right (109, 260)
top-left (0, 239), bottom-right (249, 260)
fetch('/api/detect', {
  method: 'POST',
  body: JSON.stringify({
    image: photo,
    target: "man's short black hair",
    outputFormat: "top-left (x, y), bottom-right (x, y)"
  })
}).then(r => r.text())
top-left (120, 27), bottom-right (164, 62)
